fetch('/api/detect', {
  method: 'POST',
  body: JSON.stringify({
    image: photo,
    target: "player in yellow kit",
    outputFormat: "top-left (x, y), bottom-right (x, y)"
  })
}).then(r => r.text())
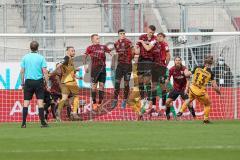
top-left (177, 56), bottom-right (221, 124)
top-left (55, 46), bottom-right (80, 121)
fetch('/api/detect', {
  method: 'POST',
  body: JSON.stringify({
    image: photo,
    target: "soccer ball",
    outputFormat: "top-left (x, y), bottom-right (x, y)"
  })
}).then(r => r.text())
top-left (178, 35), bottom-right (187, 44)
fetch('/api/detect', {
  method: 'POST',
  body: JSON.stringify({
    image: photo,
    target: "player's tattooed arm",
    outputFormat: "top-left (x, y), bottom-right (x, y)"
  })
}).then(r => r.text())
top-left (137, 40), bottom-right (154, 51)
top-left (42, 67), bottom-right (50, 90)
top-left (212, 80), bottom-right (221, 95)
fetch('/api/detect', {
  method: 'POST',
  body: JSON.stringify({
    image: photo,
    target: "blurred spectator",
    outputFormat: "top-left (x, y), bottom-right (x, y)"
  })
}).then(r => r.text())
top-left (212, 56), bottom-right (233, 87)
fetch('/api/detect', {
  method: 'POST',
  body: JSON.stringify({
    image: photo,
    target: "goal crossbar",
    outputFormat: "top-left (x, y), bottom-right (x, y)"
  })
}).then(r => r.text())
top-left (0, 32), bottom-right (240, 37)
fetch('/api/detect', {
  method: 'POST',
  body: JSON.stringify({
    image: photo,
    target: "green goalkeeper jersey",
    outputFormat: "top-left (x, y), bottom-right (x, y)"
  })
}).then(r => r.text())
top-left (157, 69), bottom-right (173, 97)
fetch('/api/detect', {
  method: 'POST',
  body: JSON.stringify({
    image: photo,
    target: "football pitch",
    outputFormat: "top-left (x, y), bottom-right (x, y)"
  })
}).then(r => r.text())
top-left (0, 121), bottom-right (240, 160)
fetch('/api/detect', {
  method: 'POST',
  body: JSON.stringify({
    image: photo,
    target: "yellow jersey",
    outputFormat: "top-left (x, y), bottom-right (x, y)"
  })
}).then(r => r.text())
top-left (61, 56), bottom-right (76, 84)
top-left (190, 66), bottom-right (214, 96)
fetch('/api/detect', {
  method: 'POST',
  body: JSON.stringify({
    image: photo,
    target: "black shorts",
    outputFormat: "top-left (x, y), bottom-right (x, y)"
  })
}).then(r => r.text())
top-left (115, 63), bottom-right (132, 81)
top-left (137, 57), bottom-right (153, 76)
top-left (24, 79), bottom-right (44, 100)
top-left (43, 91), bottom-right (53, 104)
top-left (152, 65), bottom-right (167, 83)
top-left (91, 66), bottom-right (106, 84)
top-left (168, 89), bottom-right (188, 101)
top-left (51, 93), bottom-right (62, 102)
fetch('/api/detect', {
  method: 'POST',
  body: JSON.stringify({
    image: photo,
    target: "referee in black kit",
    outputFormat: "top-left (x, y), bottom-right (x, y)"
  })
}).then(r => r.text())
top-left (20, 41), bottom-right (49, 128)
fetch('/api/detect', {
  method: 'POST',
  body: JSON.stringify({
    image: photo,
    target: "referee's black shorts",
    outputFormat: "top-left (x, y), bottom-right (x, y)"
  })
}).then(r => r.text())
top-left (24, 79), bottom-right (45, 100)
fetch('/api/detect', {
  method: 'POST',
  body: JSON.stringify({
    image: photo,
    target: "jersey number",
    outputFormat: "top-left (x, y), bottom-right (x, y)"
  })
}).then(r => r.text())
top-left (195, 73), bottom-right (207, 86)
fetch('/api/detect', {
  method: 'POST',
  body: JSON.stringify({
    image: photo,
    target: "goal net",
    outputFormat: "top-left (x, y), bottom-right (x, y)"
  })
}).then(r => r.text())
top-left (0, 32), bottom-right (239, 122)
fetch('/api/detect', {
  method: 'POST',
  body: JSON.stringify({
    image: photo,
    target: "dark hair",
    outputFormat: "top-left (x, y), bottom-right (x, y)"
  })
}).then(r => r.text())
top-left (91, 34), bottom-right (98, 40)
top-left (66, 46), bottom-right (74, 51)
top-left (174, 56), bottom-right (182, 61)
top-left (157, 32), bottom-right (166, 38)
top-left (204, 55), bottom-right (214, 65)
top-left (30, 41), bottom-right (39, 52)
top-left (148, 25), bottom-right (156, 32)
top-left (118, 29), bottom-right (125, 34)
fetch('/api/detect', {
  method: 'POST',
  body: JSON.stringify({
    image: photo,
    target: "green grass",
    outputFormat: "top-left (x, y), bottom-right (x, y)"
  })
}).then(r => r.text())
top-left (0, 121), bottom-right (240, 160)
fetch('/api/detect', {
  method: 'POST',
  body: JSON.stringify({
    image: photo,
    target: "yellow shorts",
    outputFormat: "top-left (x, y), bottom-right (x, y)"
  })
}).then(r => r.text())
top-left (189, 86), bottom-right (211, 106)
top-left (61, 81), bottom-right (79, 95)
top-left (127, 88), bottom-right (141, 113)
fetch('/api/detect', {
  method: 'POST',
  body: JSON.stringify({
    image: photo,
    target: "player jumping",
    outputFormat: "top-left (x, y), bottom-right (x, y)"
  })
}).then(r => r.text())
top-left (138, 32), bottom-right (170, 115)
top-left (111, 29), bottom-right (134, 109)
top-left (136, 25), bottom-right (156, 111)
top-left (84, 34), bottom-right (112, 111)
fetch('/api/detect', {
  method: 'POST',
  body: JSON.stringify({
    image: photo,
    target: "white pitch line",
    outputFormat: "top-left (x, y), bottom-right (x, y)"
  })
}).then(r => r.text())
top-left (1, 145), bottom-right (240, 153)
